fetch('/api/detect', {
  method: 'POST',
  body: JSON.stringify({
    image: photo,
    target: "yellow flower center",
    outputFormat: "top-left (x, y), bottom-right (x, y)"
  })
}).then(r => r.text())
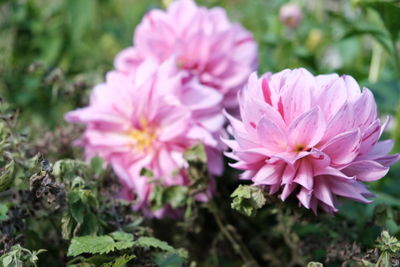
top-left (129, 118), bottom-right (156, 152)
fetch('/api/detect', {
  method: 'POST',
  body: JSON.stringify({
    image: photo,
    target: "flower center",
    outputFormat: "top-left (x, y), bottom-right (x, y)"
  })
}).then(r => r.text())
top-left (129, 118), bottom-right (156, 152)
top-left (294, 144), bottom-right (306, 152)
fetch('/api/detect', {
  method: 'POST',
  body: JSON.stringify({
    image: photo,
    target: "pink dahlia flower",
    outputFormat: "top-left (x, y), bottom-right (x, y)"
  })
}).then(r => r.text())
top-left (114, 0), bottom-right (258, 111)
top-left (224, 68), bottom-right (400, 214)
top-left (65, 60), bottom-right (224, 216)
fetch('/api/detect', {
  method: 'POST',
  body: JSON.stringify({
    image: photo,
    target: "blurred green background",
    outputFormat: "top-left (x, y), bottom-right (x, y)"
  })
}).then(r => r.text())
top-left (1, 0), bottom-right (400, 264)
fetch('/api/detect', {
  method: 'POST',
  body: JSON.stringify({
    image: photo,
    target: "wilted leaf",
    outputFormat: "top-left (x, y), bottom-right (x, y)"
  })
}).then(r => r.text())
top-left (231, 185), bottom-right (267, 216)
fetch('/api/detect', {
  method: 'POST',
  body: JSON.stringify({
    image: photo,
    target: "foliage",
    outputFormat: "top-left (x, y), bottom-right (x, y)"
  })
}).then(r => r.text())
top-left (231, 185), bottom-right (267, 216)
top-left (0, 245), bottom-right (45, 267)
top-left (66, 232), bottom-right (185, 266)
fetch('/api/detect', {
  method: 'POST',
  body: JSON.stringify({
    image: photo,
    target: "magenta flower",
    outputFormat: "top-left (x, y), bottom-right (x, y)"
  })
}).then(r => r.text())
top-left (224, 69), bottom-right (400, 214)
top-left (66, 61), bottom-right (224, 217)
top-left (279, 3), bottom-right (302, 29)
top-left (114, 0), bottom-right (258, 111)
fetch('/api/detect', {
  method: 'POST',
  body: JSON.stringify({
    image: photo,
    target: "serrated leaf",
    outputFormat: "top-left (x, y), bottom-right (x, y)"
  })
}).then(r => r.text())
top-left (103, 255), bottom-right (135, 267)
top-left (134, 237), bottom-right (175, 252)
top-left (231, 185), bottom-right (267, 216)
top-left (109, 232), bottom-right (133, 242)
top-left (114, 241), bottom-right (135, 250)
top-left (67, 236), bottom-right (115, 257)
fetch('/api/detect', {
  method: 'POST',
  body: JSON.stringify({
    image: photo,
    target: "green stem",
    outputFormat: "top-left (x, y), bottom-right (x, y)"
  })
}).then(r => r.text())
top-left (391, 38), bottom-right (400, 77)
top-left (208, 202), bottom-right (260, 267)
top-left (368, 41), bottom-right (383, 83)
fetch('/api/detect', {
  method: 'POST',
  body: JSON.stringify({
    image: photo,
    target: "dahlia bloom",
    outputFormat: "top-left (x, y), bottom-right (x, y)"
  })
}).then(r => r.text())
top-left (279, 3), bottom-right (302, 29)
top-left (65, 60), bottom-right (224, 216)
top-left (225, 68), bottom-right (400, 214)
top-left (115, 0), bottom-right (258, 111)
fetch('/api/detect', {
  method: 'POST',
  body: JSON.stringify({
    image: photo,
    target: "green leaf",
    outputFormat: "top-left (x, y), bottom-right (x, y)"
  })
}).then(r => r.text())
top-left (90, 156), bottom-right (104, 177)
top-left (183, 143), bottom-right (207, 164)
top-left (342, 25), bottom-right (392, 54)
top-left (109, 232), bottom-right (133, 242)
top-left (2, 255), bottom-right (13, 267)
top-left (67, 236), bottom-right (116, 257)
top-left (150, 185), bottom-right (189, 210)
top-left (359, 0), bottom-right (400, 40)
top-left (70, 201), bottom-right (84, 224)
top-left (163, 186), bottom-right (189, 209)
top-left (66, 0), bottom-right (97, 42)
top-left (103, 255), bottom-right (135, 267)
top-left (0, 160), bottom-right (15, 192)
top-left (231, 185), bottom-right (267, 216)
top-left (0, 203), bottom-right (9, 221)
top-left (52, 159), bottom-right (90, 182)
top-left (109, 232), bottom-right (135, 251)
top-left (140, 167), bottom-right (154, 177)
top-left (154, 252), bottom-right (185, 267)
top-left (77, 212), bottom-right (99, 236)
top-left (183, 143), bottom-right (209, 188)
top-left (114, 241), bottom-right (135, 251)
top-left (134, 237), bottom-right (175, 252)
top-left (61, 214), bottom-right (75, 240)
top-left (307, 262), bottom-right (323, 267)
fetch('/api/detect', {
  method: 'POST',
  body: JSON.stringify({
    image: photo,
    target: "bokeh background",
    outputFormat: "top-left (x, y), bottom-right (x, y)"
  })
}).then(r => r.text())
top-left (1, 0), bottom-right (400, 265)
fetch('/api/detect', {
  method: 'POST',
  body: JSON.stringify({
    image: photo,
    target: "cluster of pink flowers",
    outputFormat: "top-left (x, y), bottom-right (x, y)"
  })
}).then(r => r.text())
top-left (66, 0), bottom-right (258, 216)
top-left (115, 0), bottom-right (257, 112)
top-left (67, 0), bottom-right (399, 216)
top-left (224, 69), bottom-right (400, 213)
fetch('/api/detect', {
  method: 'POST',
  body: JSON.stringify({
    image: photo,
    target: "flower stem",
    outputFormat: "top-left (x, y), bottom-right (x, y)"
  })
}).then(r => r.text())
top-left (208, 202), bottom-right (260, 266)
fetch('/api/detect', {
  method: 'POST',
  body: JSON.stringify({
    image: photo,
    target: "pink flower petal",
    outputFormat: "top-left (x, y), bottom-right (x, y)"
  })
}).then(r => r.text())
top-left (321, 129), bottom-right (361, 166)
top-left (287, 107), bottom-right (326, 149)
top-left (342, 160), bottom-right (389, 182)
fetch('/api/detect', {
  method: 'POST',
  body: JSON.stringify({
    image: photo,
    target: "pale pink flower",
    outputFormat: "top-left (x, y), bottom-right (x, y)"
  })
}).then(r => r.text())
top-left (224, 68), bottom-right (400, 214)
top-left (279, 3), bottom-right (302, 29)
top-left (115, 0), bottom-right (258, 111)
top-left (65, 60), bottom-right (223, 216)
